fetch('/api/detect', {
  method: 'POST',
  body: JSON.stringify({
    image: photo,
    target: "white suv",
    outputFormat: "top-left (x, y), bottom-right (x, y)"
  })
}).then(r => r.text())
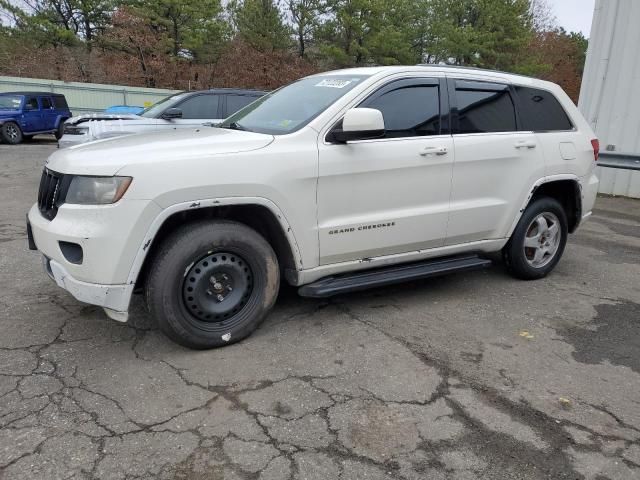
top-left (27, 66), bottom-right (600, 349)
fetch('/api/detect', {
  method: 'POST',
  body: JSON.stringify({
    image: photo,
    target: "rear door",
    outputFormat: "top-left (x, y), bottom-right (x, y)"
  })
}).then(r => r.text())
top-left (446, 79), bottom-right (545, 245)
top-left (39, 97), bottom-right (58, 131)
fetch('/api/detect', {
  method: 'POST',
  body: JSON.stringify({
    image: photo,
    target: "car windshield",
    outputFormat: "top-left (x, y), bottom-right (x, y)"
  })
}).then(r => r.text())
top-left (218, 75), bottom-right (368, 135)
top-left (0, 95), bottom-right (23, 111)
top-left (140, 92), bottom-right (188, 118)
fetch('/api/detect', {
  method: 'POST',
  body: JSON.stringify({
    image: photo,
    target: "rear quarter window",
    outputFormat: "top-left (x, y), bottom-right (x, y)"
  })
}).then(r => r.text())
top-left (515, 86), bottom-right (573, 131)
top-left (53, 96), bottom-right (69, 110)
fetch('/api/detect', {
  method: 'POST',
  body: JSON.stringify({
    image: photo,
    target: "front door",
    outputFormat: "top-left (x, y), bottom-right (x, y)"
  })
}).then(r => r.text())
top-left (22, 96), bottom-right (43, 132)
top-left (317, 77), bottom-right (454, 265)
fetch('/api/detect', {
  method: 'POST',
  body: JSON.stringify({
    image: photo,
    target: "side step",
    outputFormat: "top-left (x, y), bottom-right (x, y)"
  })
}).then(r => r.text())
top-left (298, 254), bottom-right (492, 298)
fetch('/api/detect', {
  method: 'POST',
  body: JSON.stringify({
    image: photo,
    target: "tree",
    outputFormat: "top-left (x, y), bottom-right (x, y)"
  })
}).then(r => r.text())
top-left (526, 28), bottom-right (588, 102)
top-left (288, 0), bottom-right (324, 57)
top-left (231, 0), bottom-right (292, 52)
top-left (420, 0), bottom-right (539, 73)
top-left (128, 0), bottom-right (228, 60)
top-left (316, 0), bottom-right (418, 67)
top-left (0, 0), bottom-right (115, 48)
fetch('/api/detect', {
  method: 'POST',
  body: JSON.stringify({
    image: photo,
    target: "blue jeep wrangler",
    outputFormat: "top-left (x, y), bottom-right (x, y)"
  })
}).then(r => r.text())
top-left (0, 92), bottom-right (72, 144)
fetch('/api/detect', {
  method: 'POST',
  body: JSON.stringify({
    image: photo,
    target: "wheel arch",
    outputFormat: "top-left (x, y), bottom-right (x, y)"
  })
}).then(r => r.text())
top-left (129, 198), bottom-right (303, 291)
top-left (509, 176), bottom-right (583, 237)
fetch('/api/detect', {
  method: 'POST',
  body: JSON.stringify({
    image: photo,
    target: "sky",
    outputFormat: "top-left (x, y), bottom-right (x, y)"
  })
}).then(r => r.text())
top-left (550, 0), bottom-right (597, 36)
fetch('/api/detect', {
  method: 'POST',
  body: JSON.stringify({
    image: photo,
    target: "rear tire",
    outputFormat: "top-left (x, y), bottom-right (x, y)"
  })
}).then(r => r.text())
top-left (55, 121), bottom-right (66, 140)
top-left (503, 197), bottom-right (568, 280)
top-left (1, 122), bottom-right (23, 144)
top-left (145, 221), bottom-right (280, 349)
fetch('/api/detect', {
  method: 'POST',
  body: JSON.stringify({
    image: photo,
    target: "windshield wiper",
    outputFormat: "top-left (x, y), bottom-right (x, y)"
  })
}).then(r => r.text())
top-left (226, 121), bottom-right (248, 131)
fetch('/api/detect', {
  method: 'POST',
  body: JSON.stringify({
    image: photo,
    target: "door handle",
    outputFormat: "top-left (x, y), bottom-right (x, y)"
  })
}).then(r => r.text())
top-left (419, 146), bottom-right (448, 156)
top-left (515, 141), bottom-right (536, 149)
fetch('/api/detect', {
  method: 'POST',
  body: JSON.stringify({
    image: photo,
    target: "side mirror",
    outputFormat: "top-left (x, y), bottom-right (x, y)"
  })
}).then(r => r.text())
top-left (329, 108), bottom-right (385, 143)
top-left (161, 107), bottom-right (183, 120)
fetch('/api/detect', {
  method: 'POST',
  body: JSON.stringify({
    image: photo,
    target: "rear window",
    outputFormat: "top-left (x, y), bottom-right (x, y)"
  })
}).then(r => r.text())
top-left (455, 82), bottom-right (517, 134)
top-left (53, 96), bottom-right (68, 110)
top-left (515, 86), bottom-right (573, 131)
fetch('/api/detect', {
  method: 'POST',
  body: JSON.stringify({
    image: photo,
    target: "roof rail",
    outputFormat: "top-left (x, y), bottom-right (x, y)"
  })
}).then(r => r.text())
top-left (415, 63), bottom-right (534, 79)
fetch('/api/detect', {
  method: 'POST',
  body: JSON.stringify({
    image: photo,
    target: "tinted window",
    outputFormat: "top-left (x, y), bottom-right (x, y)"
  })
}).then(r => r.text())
top-left (53, 96), bottom-right (68, 109)
top-left (362, 84), bottom-right (440, 138)
top-left (40, 97), bottom-right (52, 109)
top-left (226, 95), bottom-right (258, 116)
top-left (175, 94), bottom-right (220, 119)
top-left (25, 97), bottom-right (39, 110)
top-left (515, 86), bottom-right (573, 131)
top-left (456, 88), bottom-right (516, 134)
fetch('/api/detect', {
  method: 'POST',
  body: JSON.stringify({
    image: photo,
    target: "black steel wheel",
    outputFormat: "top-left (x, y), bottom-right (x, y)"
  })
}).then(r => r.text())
top-left (182, 252), bottom-right (254, 325)
top-left (146, 220), bottom-right (280, 349)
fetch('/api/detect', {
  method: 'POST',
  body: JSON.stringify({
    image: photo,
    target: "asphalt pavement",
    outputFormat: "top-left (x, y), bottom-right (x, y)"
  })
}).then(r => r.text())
top-left (1, 138), bottom-right (639, 479)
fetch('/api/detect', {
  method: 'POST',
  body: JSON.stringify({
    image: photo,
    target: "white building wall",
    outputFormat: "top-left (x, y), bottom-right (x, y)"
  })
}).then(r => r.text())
top-left (578, 0), bottom-right (640, 198)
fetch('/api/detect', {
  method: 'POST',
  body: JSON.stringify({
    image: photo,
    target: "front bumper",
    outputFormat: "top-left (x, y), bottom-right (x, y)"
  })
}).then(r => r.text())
top-left (28, 199), bottom-right (162, 320)
top-left (42, 256), bottom-right (131, 321)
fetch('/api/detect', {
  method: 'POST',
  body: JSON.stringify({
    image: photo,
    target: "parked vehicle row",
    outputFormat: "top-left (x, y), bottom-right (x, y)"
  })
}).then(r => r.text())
top-left (58, 89), bottom-right (266, 148)
top-left (0, 88), bottom-right (266, 145)
top-left (26, 65), bottom-right (599, 349)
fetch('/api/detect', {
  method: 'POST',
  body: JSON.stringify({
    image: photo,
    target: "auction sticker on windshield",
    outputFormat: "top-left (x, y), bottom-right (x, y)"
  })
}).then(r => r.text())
top-left (315, 79), bottom-right (353, 88)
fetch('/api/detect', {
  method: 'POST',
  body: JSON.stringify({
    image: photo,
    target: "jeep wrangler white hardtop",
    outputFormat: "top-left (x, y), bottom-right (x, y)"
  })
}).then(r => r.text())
top-left (28, 66), bottom-right (600, 349)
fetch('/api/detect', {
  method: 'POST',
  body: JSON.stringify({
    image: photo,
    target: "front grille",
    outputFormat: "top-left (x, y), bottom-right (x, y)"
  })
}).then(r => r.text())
top-left (37, 169), bottom-right (70, 220)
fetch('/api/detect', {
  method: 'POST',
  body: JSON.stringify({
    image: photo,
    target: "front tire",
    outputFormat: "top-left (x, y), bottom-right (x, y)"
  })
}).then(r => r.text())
top-left (1, 122), bottom-right (23, 144)
top-left (503, 197), bottom-right (568, 280)
top-left (145, 221), bottom-right (280, 349)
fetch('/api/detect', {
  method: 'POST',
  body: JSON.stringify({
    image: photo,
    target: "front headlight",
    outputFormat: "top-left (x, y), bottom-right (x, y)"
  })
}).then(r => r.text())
top-left (65, 176), bottom-right (132, 205)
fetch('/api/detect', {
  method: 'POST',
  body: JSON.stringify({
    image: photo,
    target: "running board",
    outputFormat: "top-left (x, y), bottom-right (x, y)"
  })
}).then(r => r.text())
top-left (298, 254), bottom-right (492, 298)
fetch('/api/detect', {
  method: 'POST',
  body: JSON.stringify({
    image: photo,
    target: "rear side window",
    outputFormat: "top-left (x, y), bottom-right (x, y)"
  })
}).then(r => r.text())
top-left (515, 86), bottom-right (573, 131)
top-left (176, 94), bottom-right (220, 119)
top-left (25, 97), bottom-right (39, 110)
top-left (226, 95), bottom-right (258, 116)
top-left (53, 96), bottom-right (68, 109)
top-left (455, 82), bottom-right (516, 134)
top-left (40, 97), bottom-right (52, 109)
top-left (360, 81), bottom-right (441, 138)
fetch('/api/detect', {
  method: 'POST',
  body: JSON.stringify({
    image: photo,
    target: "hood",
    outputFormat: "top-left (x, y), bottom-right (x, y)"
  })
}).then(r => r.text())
top-left (65, 113), bottom-right (143, 125)
top-left (46, 127), bottom-right (275, 176)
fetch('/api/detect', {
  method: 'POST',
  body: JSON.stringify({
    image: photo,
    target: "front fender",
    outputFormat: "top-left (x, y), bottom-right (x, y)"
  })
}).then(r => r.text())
top-left (124, 196), bottom-right (304, 287)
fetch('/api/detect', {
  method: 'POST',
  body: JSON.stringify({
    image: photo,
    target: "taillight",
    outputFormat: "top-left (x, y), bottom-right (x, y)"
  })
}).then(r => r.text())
top-left (591, 139), bottom-right (599, 162)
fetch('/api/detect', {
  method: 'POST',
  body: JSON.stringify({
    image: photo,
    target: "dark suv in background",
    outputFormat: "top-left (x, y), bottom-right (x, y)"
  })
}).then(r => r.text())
top-left (0, 92), bottom-right (72, 144)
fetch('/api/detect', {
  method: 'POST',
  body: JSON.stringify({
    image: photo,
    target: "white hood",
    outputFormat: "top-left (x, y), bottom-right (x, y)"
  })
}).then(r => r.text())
top-left (46, 127), bottom-right (275, 176)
